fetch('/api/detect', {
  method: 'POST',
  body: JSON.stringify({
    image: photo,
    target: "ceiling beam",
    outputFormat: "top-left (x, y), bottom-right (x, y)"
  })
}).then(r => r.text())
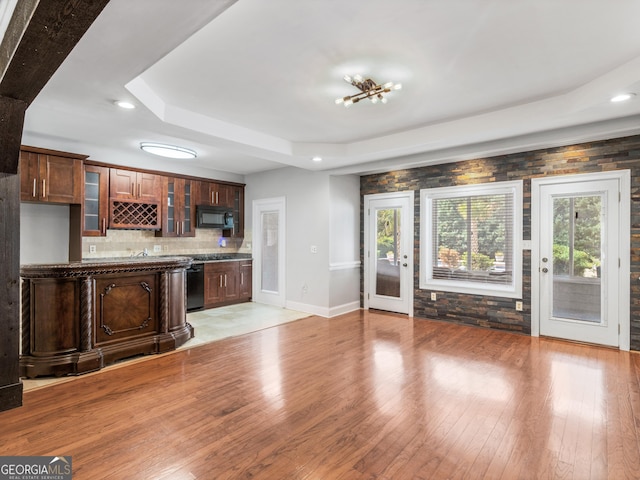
top-left (0, 0), bottom-right (111, 174)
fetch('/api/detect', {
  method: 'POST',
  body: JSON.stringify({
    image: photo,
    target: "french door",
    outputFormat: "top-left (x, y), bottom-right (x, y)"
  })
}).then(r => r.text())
top-left (364, 192), bottom-right (414, 315)
top-left (532, 172), bottom-right (630, 349)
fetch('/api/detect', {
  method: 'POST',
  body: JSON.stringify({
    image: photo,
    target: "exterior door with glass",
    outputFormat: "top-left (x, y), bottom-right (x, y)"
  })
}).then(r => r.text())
top-left (537, 177), bottom-right (621, 347)
top-left (364, 192), bottom-right (414, 315)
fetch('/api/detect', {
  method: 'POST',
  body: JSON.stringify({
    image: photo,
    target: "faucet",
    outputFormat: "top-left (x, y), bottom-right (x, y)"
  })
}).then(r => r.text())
top-left (132, 248), bottom-right (148, 257)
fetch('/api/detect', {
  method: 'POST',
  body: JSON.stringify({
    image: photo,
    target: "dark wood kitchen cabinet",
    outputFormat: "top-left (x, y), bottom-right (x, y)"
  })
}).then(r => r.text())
top-left (109, 168), bottom-right (162, 230)
top-left (19, 257), bottom-right (193, 378)
top-left (82, 164), bottom-right (110, 236)
top-left (204, 261), bottom-right (241, 307)
top-left (109, 168), bottom-right (161, 202)
top-left (230, 185), bottom-right (245, 238)
top-left (202, 260), bottom-right (252, 307)
top-left (157, 177), bottom-right (195, 237)
top-left (239, 260), bottom-right (252, 300)
top-left (197, 180), bottom-right (233, 208)
top-left (20, 146), bottom-right (86, 204)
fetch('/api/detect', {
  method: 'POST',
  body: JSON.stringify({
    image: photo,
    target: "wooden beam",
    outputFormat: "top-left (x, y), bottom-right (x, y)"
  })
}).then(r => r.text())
top-left (0, 97), bottom-right (26, 174)
top-left (0, 0), bottom-right (111, 104)
top-left (0, 0), bottom-right (111, 412)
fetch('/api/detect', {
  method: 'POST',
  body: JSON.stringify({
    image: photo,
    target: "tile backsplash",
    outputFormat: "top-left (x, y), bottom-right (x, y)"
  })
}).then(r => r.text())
top-left (82, 229), bottom-right (252, 259)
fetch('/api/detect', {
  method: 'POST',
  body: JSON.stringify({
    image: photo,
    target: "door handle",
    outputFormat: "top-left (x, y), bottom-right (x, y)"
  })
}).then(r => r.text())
top-left (403, 263), bottom-right (408, 267)
top-left (542, 267), bottom-right (549, 273)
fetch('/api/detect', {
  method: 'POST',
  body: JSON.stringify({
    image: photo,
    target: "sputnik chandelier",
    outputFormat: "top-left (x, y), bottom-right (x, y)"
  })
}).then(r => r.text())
top-left (335, 74), bottom-right (402, 107)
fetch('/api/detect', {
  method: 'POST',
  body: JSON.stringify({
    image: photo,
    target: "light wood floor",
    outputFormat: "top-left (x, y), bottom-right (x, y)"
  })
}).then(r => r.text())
top-left (2, 309), bottom-right (640, 479)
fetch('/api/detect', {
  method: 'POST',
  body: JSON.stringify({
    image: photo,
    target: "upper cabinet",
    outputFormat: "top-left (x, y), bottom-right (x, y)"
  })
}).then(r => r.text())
top-left (20, 147), bottom-right (85, 204)
top-left (82, 165), bottom-right (110, 236)
top-left (230, 185), bottom-right (245, 238)
top-left (109, 168), bottom-right (161, 203)
top-left (157, 177), bottom-right (195, 237)
top-left (197, 181), bottom-right (233, 208)
top-left (109, 168), bottom-right (162, 230)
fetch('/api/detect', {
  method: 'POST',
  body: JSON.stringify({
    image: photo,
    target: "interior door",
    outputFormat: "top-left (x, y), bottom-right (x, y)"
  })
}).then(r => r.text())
top-left (538, 178), bottom-right (619, 346)
top-left (364, 192), bottom-right (414, 315)
top-left (252, 197), bottom-right (286, 307)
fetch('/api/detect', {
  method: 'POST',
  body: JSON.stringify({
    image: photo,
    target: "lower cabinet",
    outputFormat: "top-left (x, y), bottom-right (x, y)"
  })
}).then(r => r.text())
top-left (204, 260), bottom-right (252, 308)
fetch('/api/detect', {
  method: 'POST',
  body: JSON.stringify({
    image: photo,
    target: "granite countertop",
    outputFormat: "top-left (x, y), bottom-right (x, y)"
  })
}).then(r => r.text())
top-left (20, 256), bottom-right (194, 278)
top-left (20, 253), bottom-right (253, 276)
top-left (188, 253), bottom-right (252, 263)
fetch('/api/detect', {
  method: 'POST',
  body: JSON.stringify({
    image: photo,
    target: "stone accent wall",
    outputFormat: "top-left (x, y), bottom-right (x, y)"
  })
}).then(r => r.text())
top-left (361, 134), bottom-right (640, 350)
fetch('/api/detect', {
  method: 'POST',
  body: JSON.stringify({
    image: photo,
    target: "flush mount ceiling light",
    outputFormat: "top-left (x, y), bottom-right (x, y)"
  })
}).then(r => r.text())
top-left (611, 93), bottom-right (636, 103)
top-left (335, 74), bottom-right (402, 107)
top-left (114, 100), bottom-right (136, 109)
top-left (140, 142), bottom-right (197, 159)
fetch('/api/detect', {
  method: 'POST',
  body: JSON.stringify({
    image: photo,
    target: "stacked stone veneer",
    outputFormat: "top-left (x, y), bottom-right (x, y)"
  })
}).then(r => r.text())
top-left (361, 134), bottom-right (640, 350)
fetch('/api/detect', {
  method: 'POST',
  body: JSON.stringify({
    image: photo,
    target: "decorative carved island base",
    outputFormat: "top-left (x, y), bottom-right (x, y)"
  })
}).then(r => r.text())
top-left (20, 256), bottom-right (194, 378)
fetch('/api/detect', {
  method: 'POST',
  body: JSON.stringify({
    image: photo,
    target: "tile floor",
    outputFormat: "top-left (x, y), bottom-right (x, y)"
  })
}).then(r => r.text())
top-left (21, 302), bottom-right (310, 392)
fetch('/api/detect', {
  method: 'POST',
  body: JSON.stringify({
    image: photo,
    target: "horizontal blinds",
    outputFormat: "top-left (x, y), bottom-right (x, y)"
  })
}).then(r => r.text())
top-left (432, 191), bottom-right (513, 285)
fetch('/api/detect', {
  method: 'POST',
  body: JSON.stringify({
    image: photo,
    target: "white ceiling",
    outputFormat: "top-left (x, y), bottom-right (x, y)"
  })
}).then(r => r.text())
top-left (21, 0), bottom-right (640, 178)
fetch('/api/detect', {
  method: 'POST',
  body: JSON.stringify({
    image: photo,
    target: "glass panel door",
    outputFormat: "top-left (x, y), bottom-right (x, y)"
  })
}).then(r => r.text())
top-left (539, 178), bottom-right (619, 347)
top-left (365, 193), bottom-right (413, 315)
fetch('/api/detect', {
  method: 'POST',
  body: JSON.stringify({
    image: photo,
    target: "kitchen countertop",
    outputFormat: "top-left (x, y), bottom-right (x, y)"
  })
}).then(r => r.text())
top-left (20, 256), bottom-right (194, 278)
top-left (20, 253), bottom-right (253, 276)
top-left (188, 253), bottom-right (252, 263)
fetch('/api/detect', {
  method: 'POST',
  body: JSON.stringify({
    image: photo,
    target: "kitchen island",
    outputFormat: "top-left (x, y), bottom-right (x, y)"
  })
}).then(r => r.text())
top-left (20, 256), bottom-right (193, 378)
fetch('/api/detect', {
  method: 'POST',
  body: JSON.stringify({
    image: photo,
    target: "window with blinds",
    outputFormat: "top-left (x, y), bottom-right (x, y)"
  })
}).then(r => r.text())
top-left (420, 180), bottom-right (523, 298)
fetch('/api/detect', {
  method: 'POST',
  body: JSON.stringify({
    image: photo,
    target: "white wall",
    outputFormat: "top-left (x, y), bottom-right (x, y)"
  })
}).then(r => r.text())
top-left (20, 203), bottom-right (70, 264)
top-left (329, 175), bottom-right (361, 314)
top-left (245, 167), bottom-right (360, 316)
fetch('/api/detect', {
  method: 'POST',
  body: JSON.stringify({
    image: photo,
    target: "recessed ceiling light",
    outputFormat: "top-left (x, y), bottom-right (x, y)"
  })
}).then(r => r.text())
top-left (140, 142), bottom-right (197, 159)
top-left (312, 156), bottom-right (322, 162)
top-left (115, 100), bottom-right (136, 109)
top-left (610, 93), bottom-right (636, 103)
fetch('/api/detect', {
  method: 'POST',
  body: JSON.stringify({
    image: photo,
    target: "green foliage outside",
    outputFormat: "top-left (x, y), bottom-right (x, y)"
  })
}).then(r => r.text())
top-left (461, 252), bottom-right (494, 271)
top-left (553, 244), bottom-right (599, 276)
top-left (435, 194), bottom-right (509, 272)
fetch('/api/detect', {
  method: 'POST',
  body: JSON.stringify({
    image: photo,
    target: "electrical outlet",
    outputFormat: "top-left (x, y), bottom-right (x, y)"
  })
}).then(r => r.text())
top-left (89, 245), bottom-right (96, 254)
top-left (516, 301), bottom-right (523, 311)
top-left (310, 245), bottom-right (318, 254)
top-left (163, 245), bottom-right (168, 252)
top-left (153, 245), bottom-right (161, 253)
top-left (431, 292), bottom-right (437, 301)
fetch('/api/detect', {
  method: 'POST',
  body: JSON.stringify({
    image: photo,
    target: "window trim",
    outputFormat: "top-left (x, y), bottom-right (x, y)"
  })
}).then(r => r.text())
top-left (420, 180), bottom-right (523, 299)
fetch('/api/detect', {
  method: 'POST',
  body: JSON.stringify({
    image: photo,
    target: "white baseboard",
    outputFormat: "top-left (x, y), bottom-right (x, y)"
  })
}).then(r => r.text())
top-left (285, 300), bottom-right (361, 318)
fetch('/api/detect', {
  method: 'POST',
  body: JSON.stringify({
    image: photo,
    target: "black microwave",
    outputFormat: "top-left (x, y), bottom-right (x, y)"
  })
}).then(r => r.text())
top-left (196, 205), bottom-right (234, 229)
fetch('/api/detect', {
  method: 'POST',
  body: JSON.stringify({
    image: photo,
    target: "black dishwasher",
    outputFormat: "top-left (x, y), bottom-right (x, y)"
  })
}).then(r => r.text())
top-left (186, 263), bottom-right (204, 311)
